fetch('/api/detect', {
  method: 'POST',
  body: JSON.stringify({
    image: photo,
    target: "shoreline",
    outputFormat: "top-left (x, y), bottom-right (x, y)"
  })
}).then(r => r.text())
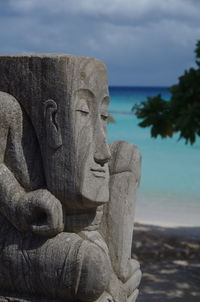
top-left (133, 222), bottom-right (200, 244)
top-left (135, 219), bottom-right (200, 229)
top-left (135, 194), bottom-right (200, 229)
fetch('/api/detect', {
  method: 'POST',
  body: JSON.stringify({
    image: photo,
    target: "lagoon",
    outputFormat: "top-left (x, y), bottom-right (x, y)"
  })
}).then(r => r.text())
top-left (108, 87), bottom-right (200, 227)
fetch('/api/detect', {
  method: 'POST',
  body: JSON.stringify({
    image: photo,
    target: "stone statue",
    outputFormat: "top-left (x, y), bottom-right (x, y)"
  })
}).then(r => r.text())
top-left (0, 54), bottom-right (141, 302)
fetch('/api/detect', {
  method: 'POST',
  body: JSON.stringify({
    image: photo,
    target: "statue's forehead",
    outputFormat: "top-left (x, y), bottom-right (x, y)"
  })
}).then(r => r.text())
top-left (70, 57), bottom-right (109, 98)
top-left (0, 54), bottom-right (109, 113)
top-left (73, 89), bottom-right (110, 110)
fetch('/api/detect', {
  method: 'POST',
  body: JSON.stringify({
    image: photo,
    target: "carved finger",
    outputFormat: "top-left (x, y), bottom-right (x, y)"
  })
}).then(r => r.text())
top-left (127, 289), bottom-right (139, 302)
top-left (51, 202), bottom-right (64, 232)
top-left (31, 223), bottom-right (60, 237)
top-left (94, 291), bottom-right (114, 302)
top-left (124, 269), bottom-right (142, 298)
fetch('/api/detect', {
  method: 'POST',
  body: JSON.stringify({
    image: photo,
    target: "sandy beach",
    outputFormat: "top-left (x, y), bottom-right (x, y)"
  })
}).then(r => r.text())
top-left (132, 223), bottom-right (200, 302)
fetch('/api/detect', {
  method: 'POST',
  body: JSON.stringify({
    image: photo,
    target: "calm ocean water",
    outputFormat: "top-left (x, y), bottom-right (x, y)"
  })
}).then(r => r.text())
top-left (108, 87), bottom-right (200, 226)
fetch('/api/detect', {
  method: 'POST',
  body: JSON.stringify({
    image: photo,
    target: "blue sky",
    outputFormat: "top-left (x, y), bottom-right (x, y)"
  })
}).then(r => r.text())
top-left (1, 0), bottom-right (200, 86)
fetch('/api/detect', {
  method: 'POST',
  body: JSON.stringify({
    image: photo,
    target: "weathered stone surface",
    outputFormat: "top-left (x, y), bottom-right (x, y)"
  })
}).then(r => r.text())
top-left (0, 54), bottom-right (141, 302)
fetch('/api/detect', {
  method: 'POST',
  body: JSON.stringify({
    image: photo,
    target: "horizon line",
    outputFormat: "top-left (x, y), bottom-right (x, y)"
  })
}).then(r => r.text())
top-left (109, 85), bottom-right (169, 88)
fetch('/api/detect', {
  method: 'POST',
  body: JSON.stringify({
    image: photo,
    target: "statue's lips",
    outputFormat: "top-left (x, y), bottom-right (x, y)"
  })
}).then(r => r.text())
top-left (90, 167), bottom-right (106, 178)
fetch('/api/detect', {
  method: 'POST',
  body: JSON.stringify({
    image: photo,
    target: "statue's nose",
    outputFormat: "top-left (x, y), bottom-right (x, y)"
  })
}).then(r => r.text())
top-left (94, 140), bottom-right (111, 166)
top-left (94, 125), bottom-right (111, 166)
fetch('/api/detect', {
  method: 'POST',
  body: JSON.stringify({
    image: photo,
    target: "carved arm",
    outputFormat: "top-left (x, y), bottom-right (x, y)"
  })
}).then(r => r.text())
top-left (0, 91), bottom-right (64, 237)
top-left (0, 163), bottom-right (64, 236)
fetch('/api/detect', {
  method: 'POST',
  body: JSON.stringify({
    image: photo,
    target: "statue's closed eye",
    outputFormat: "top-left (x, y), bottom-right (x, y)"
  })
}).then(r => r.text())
top-left (76, 100), bottom-right (89, 115)
top-left (101, 113), bottom-right (108, 121)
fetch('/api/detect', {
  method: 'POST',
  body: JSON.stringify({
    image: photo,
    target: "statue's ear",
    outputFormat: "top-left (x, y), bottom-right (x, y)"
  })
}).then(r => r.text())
top-left (44, 99), bottom-right (62, 149)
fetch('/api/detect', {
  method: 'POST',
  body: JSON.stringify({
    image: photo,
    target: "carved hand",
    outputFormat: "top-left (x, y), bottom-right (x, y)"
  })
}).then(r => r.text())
top-left (109, 140), bottom-right (141, 181)
top-left (102, 141), bottom-right (142, 301)
top-left (16, 189), bottom-right (64, 237)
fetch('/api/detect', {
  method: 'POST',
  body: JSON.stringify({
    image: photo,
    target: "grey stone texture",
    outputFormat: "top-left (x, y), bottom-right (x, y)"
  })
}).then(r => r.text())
top-left (0, 54), bottom-right (141, 302)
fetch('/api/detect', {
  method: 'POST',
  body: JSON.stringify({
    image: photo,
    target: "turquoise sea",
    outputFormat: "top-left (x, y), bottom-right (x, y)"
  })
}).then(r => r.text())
top-left (108, 87), bottom-right (200, 227)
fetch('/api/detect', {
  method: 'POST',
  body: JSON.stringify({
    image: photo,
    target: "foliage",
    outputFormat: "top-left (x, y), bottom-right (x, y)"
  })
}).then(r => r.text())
top-left (132, 41), bottom-right (200, 144)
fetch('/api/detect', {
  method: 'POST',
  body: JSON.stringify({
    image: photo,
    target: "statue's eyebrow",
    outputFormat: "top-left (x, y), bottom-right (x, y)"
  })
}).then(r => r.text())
top-left (75, 88), bottom-right (95, 100)
top-left (75, 89), bottom-right (95, 110)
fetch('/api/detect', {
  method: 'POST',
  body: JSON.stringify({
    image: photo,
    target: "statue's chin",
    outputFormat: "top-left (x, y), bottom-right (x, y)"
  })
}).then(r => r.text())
top-left (47, 173), bottom-right (110, 210)
top-left (80, 171), bottom-right (110, 204)
top-left (74, 190), bottom-right (110, 210)
top-left (81, 192), bottom-right (110, 206)
top-left (54, 189), bottom-right (109, 212)
top-left (80, 182), bottom-right (110, 206)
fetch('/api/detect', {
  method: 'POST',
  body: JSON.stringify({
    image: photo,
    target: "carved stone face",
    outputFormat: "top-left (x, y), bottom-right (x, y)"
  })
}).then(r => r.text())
top-left (0, 55), bottom-right (111, 210)
top-left (73, 67), bottom-right (111, 207)
top-left (43, 57), bottom-right (111, 209)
